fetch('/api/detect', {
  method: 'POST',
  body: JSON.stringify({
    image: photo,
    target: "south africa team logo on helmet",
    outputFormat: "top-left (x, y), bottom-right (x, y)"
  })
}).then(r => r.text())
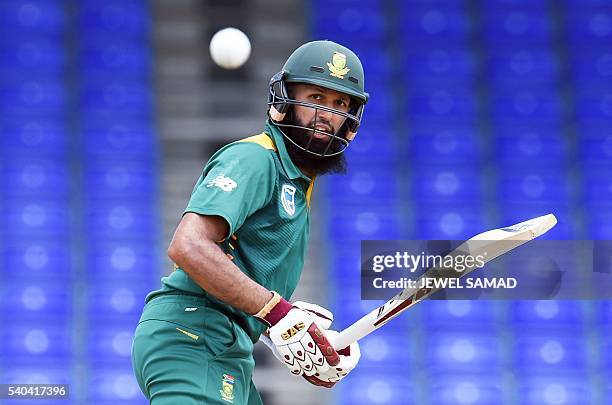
top-left (281, 184), bottom-right (296, 216)
top-left (327, 51), bottom-right (350, 79)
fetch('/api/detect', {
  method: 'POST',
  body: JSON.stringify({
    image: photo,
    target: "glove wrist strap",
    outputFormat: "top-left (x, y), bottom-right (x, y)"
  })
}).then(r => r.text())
top-left (254, 291), bottom-right (292, 327)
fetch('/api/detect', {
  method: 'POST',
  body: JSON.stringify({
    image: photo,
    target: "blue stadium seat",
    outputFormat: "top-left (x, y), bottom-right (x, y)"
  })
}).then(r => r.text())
top-left (497, 169), bottom-right (569, 203)
top-left (355, 49), bottom-right (393, 81)
top-left (602, 335), bottom-right (612, 371)
top-left (337, 373), bottom-right (414, 405)
top-left (79, 81), bottom-right (153, 115)
top-left (517, 375), bottom-right (593, 405)
top-left (79, 39), bottom-right (152, 79)
top-left (488, 49), bottom-right (560, 85)
top-left (564, 0), bottom-right (612, 7)
top-left (494, 135), bottom-right (568, 168)
top-left (481, 0), bottom-right (550, 9)
top-left (409, 125), bottom-right (482, 164)
top-left (412, 166), bottom-right (483, 203)
top-left (79, 2), bottom-right (151, 40)
top-left (81, 118), bottom-right (156, 156)
top-left (510, 301), bottom-right (584, 327)
top-left (404, 48), bottom-right (476, 87)
top-left (578, 129), bottom-right (612, 162)
top-left (88, 368), bottom-right (146, 403)
top-left (582, 164), bottom-right (612, 207)
top-left (494, 126), bottom-right (567, 167)
top-left (423, 301), bottom-right (498, 326)
top-left (483, 10), bottom-right (553, 46)
top-left (87, 327), bottom-right (136, 365)
top-left (345, 126), bottom-right (396, 164)
top-left (566, 10), bottom-right (612, 48)
top-left (2, 365), bottom-right (72, 386)
top-left (399, 7), bottom-right (471, 45)
top-left (325, 168), bottom-right (399, 203)
top-left (571, 50), bottom-right (612, 87)
top-left (490, 89), bottom-right (562, 124)
top-left (600, 301), bottom-right (612, 325)
top-left (3, 198), bottom-right (70, 236)
top-left (0, 118), bottom-right (68, 157)
top-left (413, 207), bottom-right (485, 239)
top-left (358, 333), bottom-right (412, 367)
top-left (574, 94), bottom-right (612, 123)
top-left (86, 240), bottom-right (158, 283)
top-left (0, 282), bottom-right (71, 323)
top-left (313, 5), bottom-right (385, 42)
top-left (587, 211), bottom-right (612, 239)
top-left (362, 86), bottom-right (396, 122)
top-left (406, 88), bottom-right (478, 124)
top-left (85, 203), bottom-right (157, 241)
top-left (428, 374), bottom-right (503, 405)
top-left (328, 205), bottom-right (403, 241)
top-left (0, 158), bottom-right (69, 198)
top-left (84, 161), bottom-right (156, 200)
top-left (512, 334), bottom-right (588, 373)
top-left (0, 324), bottom-right (72, 364)
top-left (0, 239), bottom-right (72, 282)
top-left (424, 331), bottom-right (501, 372)
top-left (0, 1), bottom-right (66, 37)
top-left (0, 39), bottom-right (66, 74)
top-left (0, 79), bottom-right (67, 115)
top-left (88, 283), bottom-right (151, 323)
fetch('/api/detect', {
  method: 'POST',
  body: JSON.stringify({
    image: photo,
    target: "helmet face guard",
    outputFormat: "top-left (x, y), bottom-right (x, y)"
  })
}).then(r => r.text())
top-left (268, 71), bottom-right (365, 158)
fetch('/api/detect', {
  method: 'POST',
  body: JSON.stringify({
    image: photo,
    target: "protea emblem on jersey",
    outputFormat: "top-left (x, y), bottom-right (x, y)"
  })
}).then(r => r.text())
top-left (281, 184), bottom-right (296, 216)
top-left (327, 51), bottom-right (350, 79)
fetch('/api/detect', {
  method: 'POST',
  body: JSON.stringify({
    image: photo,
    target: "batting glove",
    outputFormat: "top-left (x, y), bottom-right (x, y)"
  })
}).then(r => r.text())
top-left (255, 292), bottom-right (340, 377)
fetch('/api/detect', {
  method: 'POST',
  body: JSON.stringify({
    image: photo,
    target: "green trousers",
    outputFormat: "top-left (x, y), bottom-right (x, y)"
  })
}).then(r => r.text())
top-left (131, 294), bottom-right (263, 405)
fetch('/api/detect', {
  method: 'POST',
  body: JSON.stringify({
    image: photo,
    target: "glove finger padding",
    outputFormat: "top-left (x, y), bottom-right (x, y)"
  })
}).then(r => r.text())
top-left (303, 330), bottom-right (361, 388)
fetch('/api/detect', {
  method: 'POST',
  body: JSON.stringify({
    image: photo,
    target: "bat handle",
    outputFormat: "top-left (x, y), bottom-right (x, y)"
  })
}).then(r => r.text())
top-left (331, 329), bottom-right (358, 351)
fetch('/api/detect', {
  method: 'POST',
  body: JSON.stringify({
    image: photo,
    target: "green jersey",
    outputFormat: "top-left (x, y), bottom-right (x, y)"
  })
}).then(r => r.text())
top-left (147, 120), bottom-right (315, 343)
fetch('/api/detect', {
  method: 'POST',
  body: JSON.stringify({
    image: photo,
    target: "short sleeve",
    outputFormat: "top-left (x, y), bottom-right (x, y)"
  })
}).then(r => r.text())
top-left (184, 143), bottom-right (276, 237)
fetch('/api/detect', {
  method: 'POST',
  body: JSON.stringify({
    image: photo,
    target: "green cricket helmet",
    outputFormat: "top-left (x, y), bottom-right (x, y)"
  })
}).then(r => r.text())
top-left (268, 40), bottom-right (369, 157)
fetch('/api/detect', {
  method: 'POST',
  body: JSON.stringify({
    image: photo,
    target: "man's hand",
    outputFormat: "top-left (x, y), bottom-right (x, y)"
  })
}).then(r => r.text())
top-left (255, 292), bottom-right (340, 377)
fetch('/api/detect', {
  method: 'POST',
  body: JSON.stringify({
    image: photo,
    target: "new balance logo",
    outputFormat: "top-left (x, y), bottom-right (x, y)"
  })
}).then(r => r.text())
top-left (207, 174), bottom-right (237, 192)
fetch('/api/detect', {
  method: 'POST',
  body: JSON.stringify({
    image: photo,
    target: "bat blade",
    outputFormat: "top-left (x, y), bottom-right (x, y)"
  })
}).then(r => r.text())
top-left (332, 214), bottom-right (557, 350)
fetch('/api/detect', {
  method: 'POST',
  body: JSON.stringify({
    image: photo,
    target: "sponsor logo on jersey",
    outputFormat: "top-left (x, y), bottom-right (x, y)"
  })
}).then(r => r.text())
top-left (207, 174), bottom-right (237, 192)
top-left (220, 373), bottom-right (235, 403)
top-left (281, 184), bottom-right (296, 216)
top-left (327, 51), bottom-right (350, 79)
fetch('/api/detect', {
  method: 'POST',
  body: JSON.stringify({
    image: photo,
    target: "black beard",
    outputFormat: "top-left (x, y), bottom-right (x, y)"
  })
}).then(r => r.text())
top-left (282, 125), bottom-right (347, 176)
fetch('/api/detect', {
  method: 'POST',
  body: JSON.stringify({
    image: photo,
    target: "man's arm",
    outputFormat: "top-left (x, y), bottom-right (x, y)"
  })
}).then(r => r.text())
top-left (169, 212), bottom-right (344, 381)
top-left (167, 212), bottom-right (272, 315)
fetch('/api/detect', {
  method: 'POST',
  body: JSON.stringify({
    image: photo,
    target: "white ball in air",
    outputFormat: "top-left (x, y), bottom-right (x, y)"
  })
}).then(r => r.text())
top-left (209, 27), bottom-right (251, 69)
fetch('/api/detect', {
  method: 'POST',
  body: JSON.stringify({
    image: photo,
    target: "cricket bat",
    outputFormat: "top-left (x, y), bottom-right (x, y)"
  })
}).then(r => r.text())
top-left (332, 213), bottom-right (558, 351)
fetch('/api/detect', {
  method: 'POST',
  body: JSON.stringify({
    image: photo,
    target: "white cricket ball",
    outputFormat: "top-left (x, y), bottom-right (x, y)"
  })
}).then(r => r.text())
top-left (209, 27), bottom-right (251, 69)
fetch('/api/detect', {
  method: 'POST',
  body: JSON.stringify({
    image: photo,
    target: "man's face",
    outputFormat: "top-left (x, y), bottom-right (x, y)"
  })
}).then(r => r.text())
top-left (290, 83), bottom-right (351, 144)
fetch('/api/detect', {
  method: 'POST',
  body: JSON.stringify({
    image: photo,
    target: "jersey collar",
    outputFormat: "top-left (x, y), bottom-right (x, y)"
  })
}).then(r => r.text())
top-left (265, 120), bottom-right (311, 181)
